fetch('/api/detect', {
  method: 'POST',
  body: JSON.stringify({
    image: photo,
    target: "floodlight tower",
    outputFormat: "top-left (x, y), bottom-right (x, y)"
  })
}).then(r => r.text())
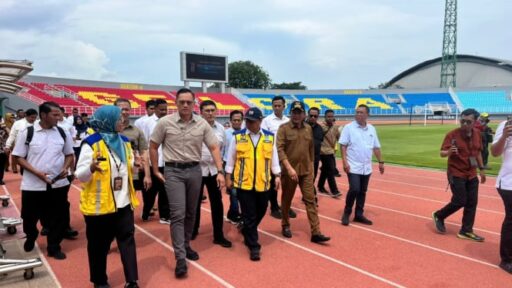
top-left (440, 0), bottom-right (457, 88)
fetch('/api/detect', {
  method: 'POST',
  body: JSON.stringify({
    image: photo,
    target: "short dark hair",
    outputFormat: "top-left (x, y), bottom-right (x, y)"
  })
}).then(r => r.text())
top-left (176, 88), bottom-right (195, 100)
top-left (114, 98), bottom-right (131, 107)
top-left (230, 110), bottom-right (244, 120)
top-left (357, 104), bottom-right (370, 114)
top-left (324, 109), bottom-right (334, 116)
top-left (39, 102), bottom-right (61, 115)
top-left (81, 113), bottom-right (88, 117)
top-left (16, 109), bottom-right (24, 113)
top-left (200, 100), bottom-right (217, 111)
top-left (308, 107), bottom-right (320, 114)
top-left (72, 108), bottom-right (78, 111)
top-left (59, 106), bottom-right (65, 113)
top-left (271, 95), bottom-right (285, 105)
top-left (153, 99), bottom-right (167, 106)
top-left (25, 109), bottom-right (38, 117)
top-left (461, 108), bottom-right (479, 119)
top-left (146, 99), bottom-right (156, 109)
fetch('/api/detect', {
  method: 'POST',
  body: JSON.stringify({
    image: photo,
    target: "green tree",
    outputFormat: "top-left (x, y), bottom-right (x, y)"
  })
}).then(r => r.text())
top-left (228, 61), bottom-right (271, 89)
top-left (271, 81), bottom-right (307, 90)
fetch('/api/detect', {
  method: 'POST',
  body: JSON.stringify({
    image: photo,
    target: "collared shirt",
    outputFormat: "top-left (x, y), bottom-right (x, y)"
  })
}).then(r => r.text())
top-left (494, 121), bottom-right (512, 190)
top-left (75, 143), bottom-right (132, 208)
top-left (441, 128), bottom-right (482, 179)
top-left (320, 123), bottom-right (340, 155)
top-left (225, 129), bottom-right (281, 175)
top-left (339, 121), bottom-right (381, 175)
top-left (6, 118), bottom-right (31, 149)
top-left (261, 113), bottom-right (289, 134)
top-left (134, 114), bottom-right (150, 132)
top-left (143, 114), bottom-right (164, 167)
top-left (277, 121), bottom-right (314, 176)
top-left (12, 122), bottom-right (74, 191)
top-left (151, 113), bottom-right (218, 163)
top-left (308, 122), bottom-right (324, 158)
top-left (121, 124), bottom-right (148, 153)
top-left (200, 121), bottom-right (226, 176)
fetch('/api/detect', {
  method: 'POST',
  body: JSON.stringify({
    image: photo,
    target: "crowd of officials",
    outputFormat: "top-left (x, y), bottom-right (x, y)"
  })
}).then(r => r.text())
top-left (1, 89), bottom-right (511, 287)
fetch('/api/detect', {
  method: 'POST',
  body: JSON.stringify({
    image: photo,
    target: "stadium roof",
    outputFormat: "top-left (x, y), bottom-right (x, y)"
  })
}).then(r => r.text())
top-left (0, 60), bottom-right (33, 94)
top-left (385, 54), bottom-right (512, 89)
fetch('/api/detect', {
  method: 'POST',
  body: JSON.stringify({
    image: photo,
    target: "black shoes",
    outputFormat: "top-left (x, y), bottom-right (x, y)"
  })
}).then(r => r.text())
top-left (281, 226), bottom-right (292, 238)
top-left (331, 191), bottom-right (342, 198)
top-left (270, 208), bottom-right (282, 219)
top-left (249, 249), bottom-right (260, 261)
top-left (353, 216), bottom-right (373, 225)
top-left (94, 283), bottom-right (111, 288)
top-left (185, 247), bottom-right (199, 261)
top-left (341, 213), bottom-right (350, 226)
top-left (124, 282), bottom-right (139, 288)
top-left (175, 259), bottom-right (188, 278)
top-left (289, 208), bottom-right (297, 218)
top-left (318, 187), bottom-right (329, 194)
top-left (499, 261), bottom-right (512, 274)
top-left (311, 234), bottom-right (331, 243)
top-left (23, 238), bottom-right (35, 252)
top-left (64, 228), bottom-right (79, 240)
top-left (457, 232), bottom-right (485, 242)
top-left (41, 227), bottom-right (49, 236)
top-left (213, 238), bottom-right (232, 248)
top-left (432, 211), bottom-right (446, 234)
top-left (48, 250), bottom-right (66, 260)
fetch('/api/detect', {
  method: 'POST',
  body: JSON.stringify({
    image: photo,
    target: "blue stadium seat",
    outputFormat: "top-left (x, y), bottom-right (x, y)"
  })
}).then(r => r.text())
top-left (457, 90), bottom-right (512, 113)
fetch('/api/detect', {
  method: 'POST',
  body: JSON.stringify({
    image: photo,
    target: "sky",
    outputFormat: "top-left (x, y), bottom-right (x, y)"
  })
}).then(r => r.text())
top-left (1, 0), bottom-right (511, 89)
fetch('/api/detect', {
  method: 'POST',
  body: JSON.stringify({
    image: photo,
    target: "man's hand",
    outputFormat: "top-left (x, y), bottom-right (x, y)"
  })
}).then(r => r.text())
top-left (226, 177), bottom-right (233, 190)
top-left (343, 161), bottom-right (350, 174)
top-left (274, 176), bottom-right (281, 191)
top-left (216, 173), bottom-right (225, 189)
top-left (504, 124), bottom-right (512, 138)
top-left (90, 152), bottom-right (104, 173)
top-left (36, 171), bottom-right (52, 184)
top-left (143, 175), bottom-right (152, 190)
top-left (154, 169), bottom-right (165, 183)
top-left (287, 167), bottom-right (298, 182)
top-left (4, 147), bottom-right (10, 154)
top-left (480, 171), bottom-right (486, 184)
top-left (378, 162), bottom-right (385, 174)
top-left (449, 145), bottom-right (458, 156)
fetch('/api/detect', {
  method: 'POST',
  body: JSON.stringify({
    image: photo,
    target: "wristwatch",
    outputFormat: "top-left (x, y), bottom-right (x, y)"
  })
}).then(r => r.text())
top-left (378, 161), bottom-right (385, 164)
top-left (217, 169), bottom-right (225, 175)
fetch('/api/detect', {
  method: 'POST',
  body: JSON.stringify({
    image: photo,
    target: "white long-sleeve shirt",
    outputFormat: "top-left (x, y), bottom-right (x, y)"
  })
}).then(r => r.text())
top-left (6, 118), bottom-right (31, 149)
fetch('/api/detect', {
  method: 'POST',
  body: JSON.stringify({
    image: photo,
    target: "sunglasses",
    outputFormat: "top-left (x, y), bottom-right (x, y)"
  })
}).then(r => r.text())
top-left (460, 119), bottom-right (474, 125)
top-left (309, 115), bottom-right (319, 118)
top-left (178, 100), bottom-right (194, 106)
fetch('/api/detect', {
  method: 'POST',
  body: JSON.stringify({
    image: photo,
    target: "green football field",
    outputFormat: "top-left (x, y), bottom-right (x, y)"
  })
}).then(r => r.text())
top-left (337, 123), bottom-right (502, 175)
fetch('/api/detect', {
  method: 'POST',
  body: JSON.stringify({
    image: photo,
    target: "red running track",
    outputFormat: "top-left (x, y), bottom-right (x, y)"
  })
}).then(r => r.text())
top-left (1, 163), bottom-right (510, 287)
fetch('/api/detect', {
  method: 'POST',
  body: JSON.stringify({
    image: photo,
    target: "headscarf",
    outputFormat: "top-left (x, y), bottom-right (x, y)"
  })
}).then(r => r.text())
top-left (4, 113), bottom-right (15, 129)
top-left (89, 106), bottom-right (126, 163)
top-left (73, 116), bottom-right (88, 135)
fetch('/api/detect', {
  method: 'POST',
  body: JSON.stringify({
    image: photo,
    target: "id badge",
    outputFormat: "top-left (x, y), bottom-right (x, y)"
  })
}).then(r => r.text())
top-left (113, 176), bottom-right (123, 191)
top-left (469, 156), bottom-right (478, 167)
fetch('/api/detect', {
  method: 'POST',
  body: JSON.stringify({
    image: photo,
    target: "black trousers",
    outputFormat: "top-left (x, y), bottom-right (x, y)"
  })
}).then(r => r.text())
top-left (141, 167), bottom-right (169, 219)
top-left (21, 186), bottom-right (68, 253)
top-left (318, 154), bottom-right (339, 193)
top-left (313, 156), bottom-right (320, 180)
top-left (268, 174), bottom-right (280, 211)
top-left (0, 153), bottom-right (6, 181)
top-left (498, 188), bottom-right (512, 263)
top-left (238, 189), bottom-right (268, 251)
top-left (436, 176), bottom-right (479, 233)
top-left (84, 205), bottom-right (138, 285)
top-left (482, 145), bottom-right (490, 166)
top-left (193, 173), bottom-right (225, 240)
top-left (344, 173), bottom-right (371, 218)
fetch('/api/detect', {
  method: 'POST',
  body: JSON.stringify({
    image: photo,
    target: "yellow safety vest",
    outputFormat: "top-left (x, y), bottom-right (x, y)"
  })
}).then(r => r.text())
top-left (233, 129), bottom-right (274, 192)
top-left (79, 133), bottom-right (139, 216)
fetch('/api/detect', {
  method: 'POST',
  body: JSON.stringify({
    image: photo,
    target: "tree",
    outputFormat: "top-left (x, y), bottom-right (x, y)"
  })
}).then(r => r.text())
top-left (271, 81), bottom-right (307, 90)
top-left (228, 61), bottom-right (271, 89)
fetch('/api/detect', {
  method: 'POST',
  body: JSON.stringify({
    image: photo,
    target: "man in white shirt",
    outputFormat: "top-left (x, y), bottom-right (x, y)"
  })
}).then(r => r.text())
top-left (223, 110), bottom-right (244, 224)
top-left (5, 109), bottom-right (38, 174)
top-left (134, 99), bottom-right (156, 132)
top-left (261, 96), bottom-right (296, 219)
top-left (339, 104), bottom-right (384, 226)
top-left (141, 99), bottom-right (170, 224)
top-left (13, 101), bottom-right (74, 260)
top-left (491, 118), bottom-right (512, 274)
top-left (192, 100), bottom-right (231, 248)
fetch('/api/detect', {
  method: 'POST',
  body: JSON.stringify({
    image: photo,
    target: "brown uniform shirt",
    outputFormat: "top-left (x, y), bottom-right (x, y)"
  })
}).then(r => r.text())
top-left (277, 121), bottom-right (314, 176)
top-left (150, 113), bottom-right (218, 163)
top-left (121, 124), bottom-right (148, 153)
top-left (441, 127), bottom-right (482, 179)
top-left (320, 123), bottom-right (340, 155)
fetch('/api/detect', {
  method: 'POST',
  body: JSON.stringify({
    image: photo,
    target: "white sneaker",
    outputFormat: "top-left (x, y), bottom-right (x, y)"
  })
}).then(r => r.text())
top-left (159, 218), bottom-right (171, 225)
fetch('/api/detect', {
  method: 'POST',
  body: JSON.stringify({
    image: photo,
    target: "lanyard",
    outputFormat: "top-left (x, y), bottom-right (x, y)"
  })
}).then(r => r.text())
top-left (105, 145), bottom-right (121, 173)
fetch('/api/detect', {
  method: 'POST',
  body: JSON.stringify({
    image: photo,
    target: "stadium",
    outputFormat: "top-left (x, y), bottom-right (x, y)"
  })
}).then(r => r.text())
top-left (1, 2), bottom-right (512, 288)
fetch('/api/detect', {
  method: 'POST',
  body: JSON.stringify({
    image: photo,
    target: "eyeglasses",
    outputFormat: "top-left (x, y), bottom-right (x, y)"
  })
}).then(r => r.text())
top-left (178, 100), bottom-right (194, 106)
top-left (309, 115), bottom-right (318, 118)
top-left (202, 109), bottom-right (216, 113)
top-left (460, 119), bottom-right (474, 125)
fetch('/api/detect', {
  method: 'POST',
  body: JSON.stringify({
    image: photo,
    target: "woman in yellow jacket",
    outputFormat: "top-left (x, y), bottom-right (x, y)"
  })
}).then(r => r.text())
top-left (75, 105), bottom-right (139, 288)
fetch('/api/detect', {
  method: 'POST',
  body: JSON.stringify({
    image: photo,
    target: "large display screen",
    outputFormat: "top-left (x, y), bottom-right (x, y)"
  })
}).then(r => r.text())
top-left (180, 52), bottom-right (228, 82)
